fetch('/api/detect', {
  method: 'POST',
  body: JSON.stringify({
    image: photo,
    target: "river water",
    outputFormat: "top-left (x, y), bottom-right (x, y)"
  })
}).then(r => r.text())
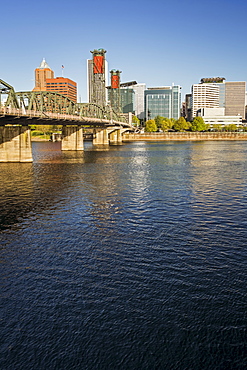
top-left (1, 141), bottom-right (247, 369)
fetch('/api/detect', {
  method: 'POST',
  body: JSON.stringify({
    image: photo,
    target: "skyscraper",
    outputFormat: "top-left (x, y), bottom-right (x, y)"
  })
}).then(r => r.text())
top-left (108, 70), bottom-right (122, 113)
top-left (192, 83), bottom-right (219, 117)
top-left (132, 83), bottom-right (146, 120)
top-left (225, 81), bottom-right (246, 117)
top-left (33, 59), bottom-right (54, 91)
top-left (87, 49), bottom-right (108, 106)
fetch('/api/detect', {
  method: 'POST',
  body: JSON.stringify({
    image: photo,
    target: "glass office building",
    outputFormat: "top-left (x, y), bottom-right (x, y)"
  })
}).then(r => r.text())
top-left (144, 85), bottom-right (181, 120)
top-left (120, 88), bottom-right (135, 113)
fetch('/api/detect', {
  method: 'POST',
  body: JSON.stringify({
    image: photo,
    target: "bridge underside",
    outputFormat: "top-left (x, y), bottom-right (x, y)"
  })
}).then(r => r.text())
top-left (0, 126), bottom-right (32, 162)
top-left (0, 125), bottom-right (131, 162)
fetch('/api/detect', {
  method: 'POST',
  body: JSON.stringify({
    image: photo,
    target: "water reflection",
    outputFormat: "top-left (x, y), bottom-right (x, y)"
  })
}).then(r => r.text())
top-left (0, 163), bottom-right (35, 230)
top-left (1, 140), bottom-right (247, 369)
top-left (1, 140), bottom-right (247, 235)
top-left (0, 142), bottom-right (130, 230)
top-left (189, 141), bottom-right (247, 201)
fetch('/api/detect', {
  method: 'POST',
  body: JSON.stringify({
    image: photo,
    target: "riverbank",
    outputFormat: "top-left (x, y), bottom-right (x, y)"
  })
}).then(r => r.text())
top-left (123, 132), bottom-right (247, 141)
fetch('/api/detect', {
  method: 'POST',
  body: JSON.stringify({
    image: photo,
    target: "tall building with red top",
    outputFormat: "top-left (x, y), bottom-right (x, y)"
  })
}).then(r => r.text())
top-left (87, 49), bottom-right (108, 106)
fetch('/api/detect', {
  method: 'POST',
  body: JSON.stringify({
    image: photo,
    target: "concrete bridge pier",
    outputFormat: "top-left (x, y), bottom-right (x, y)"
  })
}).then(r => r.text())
top-left (109, 128), bottom-right (123, 144)
top-left (0, 126), bottom-right (33, 162)
top-left (61, 126), bottom-right (84, 150)
top-left (93, 129), bottom-right (109, 145)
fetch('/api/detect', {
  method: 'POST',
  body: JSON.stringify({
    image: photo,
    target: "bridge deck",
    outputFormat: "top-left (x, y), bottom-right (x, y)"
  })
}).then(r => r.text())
top-left (0, 107), bottom-right (131, 128)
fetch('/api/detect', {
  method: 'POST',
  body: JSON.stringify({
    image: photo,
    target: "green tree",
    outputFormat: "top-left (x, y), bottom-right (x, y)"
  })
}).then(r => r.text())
top-left (191, 117), bottom-right (209, 132)
top-left (145, 119), bottom-right (157, 132)
top-left (160, 117), bottom-right (173, 131)
top-left (224, 124), bottom-right (237, 132)
top-left (212, 124), bottom-right (222, 132)
top-left (132, 115), bottom-right (140, 126)
top-left (154, 115), bottom-right (165, 128)
top-left (173, 117), bottom-right (191, 132)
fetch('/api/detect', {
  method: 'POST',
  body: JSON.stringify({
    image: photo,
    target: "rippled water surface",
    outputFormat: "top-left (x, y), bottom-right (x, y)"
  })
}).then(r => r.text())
top-left (1, 141), bottom-right (247, 369)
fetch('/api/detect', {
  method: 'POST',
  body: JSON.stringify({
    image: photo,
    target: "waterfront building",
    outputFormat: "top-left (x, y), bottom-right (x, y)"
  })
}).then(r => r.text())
top-left (225, 81), bottom-right (246, 118)
top-left (144, 85), bottom-right (182, 120)
top-left (120, 87), bottom-right (135, 114)
top-left (132, 83), bottom-right (146, 120)
top-left (46, 77), bottom-right (77, 103)
top-left (191, 78), bottom-right (246, 122)
top-left (192, 83), bottom-right (219, 117)
top-left (33, 58), bottom-right (54, 91)
top-left (198, 107), bottom-right (242, 126)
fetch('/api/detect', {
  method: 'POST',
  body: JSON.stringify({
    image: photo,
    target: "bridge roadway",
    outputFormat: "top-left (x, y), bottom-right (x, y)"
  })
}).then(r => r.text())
top-left (0, 107), bottom-right (131, 128)
top-left (0, 107), bottom-right (133, 162)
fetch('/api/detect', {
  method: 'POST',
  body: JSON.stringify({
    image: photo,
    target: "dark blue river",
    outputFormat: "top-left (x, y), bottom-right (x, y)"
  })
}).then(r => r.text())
top-left (1, 140), bottom-right (247, 369)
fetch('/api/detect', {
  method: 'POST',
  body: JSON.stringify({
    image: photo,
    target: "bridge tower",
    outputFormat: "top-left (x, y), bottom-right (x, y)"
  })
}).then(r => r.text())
top-left (109, 69), bottom-right (122, 113)
top-left (89, 49), bottom-right (107, 107)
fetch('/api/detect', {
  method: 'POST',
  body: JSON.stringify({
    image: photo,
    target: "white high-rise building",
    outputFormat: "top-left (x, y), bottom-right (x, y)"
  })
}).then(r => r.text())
top-left (192, 83), bottom-right (219, 117)
top-left (132, 83), bottom-right (146, 120)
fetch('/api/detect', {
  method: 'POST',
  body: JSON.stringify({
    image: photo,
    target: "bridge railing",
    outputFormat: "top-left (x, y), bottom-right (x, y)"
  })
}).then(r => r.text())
top-left (0, 106), bottom-right (131, 127)
top-left (0, 107), bottom-right (94, 122)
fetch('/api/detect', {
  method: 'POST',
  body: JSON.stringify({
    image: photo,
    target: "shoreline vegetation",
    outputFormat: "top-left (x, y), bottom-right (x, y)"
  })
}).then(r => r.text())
top-left (143, 116), bottom-right (247, 133)
top-left (30, 115), bottom-right (247, 141)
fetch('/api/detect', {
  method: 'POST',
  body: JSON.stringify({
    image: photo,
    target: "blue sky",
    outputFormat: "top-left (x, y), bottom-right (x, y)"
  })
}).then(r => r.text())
top-left (1, 0), bottom-right (247, 101)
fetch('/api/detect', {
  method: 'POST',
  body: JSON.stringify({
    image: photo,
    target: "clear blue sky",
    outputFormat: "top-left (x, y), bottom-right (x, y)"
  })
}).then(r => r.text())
top-left (1, 0), bottom-right (247, 101)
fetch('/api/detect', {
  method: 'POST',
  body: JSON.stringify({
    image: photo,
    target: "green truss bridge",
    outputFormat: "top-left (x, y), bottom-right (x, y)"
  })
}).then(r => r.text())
top-left (0, 79), bottom-right (133, 162)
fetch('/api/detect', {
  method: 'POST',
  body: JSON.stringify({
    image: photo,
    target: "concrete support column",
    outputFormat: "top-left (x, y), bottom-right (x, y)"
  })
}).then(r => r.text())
top-left (61, 126), bottom-right (84, 150)
top-left (117, 129), bottom-right (123, 144)
top-left (93, 129), bottom-right (109, 145)
top-left (0, 126), bottom-right (33, 162)
top-left (109, 129), bottom-right (123, 144)
top-left (128, 112), bottom-right (132, 125)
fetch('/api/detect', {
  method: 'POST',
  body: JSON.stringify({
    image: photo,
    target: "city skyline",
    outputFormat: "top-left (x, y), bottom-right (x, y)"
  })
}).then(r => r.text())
top-left (1, 0), bottom-right (247, 102)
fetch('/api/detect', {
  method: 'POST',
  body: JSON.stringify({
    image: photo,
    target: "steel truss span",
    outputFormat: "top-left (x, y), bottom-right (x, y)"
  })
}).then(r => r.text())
top-left (0, 79), bottom-right (129, 127)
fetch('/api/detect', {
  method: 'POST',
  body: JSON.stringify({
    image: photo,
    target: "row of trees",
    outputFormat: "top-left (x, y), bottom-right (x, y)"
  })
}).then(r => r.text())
top-left (145, 116), bottom-right (208, 132)
top-left (144, 116), bottom-right (246, 132)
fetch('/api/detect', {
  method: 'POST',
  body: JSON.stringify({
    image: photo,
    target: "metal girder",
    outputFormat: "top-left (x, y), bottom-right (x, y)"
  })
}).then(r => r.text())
top-left (0, 79), bottom-right (19, 109)
top-left (1, 81), bottom-right (127, 123)
top-left (15, 91), bottom-right (77, 115)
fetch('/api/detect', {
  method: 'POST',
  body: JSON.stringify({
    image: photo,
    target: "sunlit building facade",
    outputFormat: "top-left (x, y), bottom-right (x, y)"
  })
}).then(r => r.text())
top-left (192, 83), bottom-right (219, 117)
top-left (132, 83), bottom-right (146, 120)
top-left (33, 58), bottom-right (54, 91)
top-left (46, 77), bottom-right (77, 103)
top-left (192, 79), bottom-right (246, 122)
top-left (144, 85), bottom-right (181, 120)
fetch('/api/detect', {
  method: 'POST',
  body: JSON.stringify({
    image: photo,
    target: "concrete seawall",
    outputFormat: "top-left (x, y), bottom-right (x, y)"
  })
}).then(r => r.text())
top-left (123, 132), bottom-right (247, 141)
